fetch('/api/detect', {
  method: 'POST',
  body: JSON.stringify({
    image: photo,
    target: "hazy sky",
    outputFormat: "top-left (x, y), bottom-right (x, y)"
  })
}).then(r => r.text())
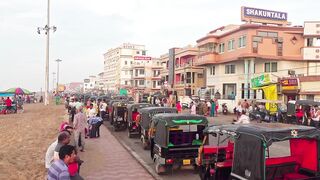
top-left (0, 0), bottom-right (319, 92)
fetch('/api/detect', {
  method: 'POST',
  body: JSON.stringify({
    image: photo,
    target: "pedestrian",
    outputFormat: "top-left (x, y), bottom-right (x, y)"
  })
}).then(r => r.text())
top-left (210, 100), bottom-right (215, 117)
top-left (206, 101), bottom-right (211, 116)
top-left (99, 99), bottom-right (107, 120)
top-left (312, 107), bottom-right (320, 129)
top-left (215, 99), bottom-right (219, 117)
top-left (48, 145), bottom-right (77, 180)
top-left (176, 101), bottom-right (182, 113)
top-left (73, 106), bottom-right (86, 151)
top-left (190, 102), bottom-right (196, 114)
top-left (233, 110), bottom-right (250, 124)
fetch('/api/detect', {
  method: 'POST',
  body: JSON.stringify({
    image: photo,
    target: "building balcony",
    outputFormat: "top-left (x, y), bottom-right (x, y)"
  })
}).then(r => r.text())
top-left (133, 75), bottom-right (146, 79)
top-left (194, 52), bottom-right (217, 66)
top-left (302, 47), bottom-right (320, 60)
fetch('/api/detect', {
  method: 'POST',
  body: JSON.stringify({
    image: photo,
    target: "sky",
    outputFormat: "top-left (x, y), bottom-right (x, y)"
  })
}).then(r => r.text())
top-left (0, 0), bottom-right (319, 92)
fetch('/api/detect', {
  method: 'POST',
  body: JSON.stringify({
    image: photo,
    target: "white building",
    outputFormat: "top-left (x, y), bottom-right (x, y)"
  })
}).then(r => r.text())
top-left (83, 75), bottom-right (98, 93)
top-left (103, 43), bottom-right (148, 92)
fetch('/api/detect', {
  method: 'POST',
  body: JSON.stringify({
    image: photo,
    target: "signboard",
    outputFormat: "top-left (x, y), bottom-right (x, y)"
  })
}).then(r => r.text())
top-left (251, 74), bottom-right (272, 88)
top-left (241, 6), bottom-right (288, 25)
top-left (119, 88), bottom-right (128, 95)
top-left (134, 56), bottom-right (152, 60)
top-left (281, 78), bottom-right (299, 91)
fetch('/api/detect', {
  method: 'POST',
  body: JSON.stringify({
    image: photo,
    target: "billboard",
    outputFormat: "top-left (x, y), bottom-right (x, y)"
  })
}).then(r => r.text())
top-left (241, 7), bottom-right (288, 25)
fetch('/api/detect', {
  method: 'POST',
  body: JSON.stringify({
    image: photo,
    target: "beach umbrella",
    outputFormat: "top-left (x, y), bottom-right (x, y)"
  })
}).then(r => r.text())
top-left (4, 87), bottom-right (32, 95)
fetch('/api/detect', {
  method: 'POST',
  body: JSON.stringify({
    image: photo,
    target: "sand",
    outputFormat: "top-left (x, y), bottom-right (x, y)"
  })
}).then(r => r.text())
top-left (0, 103), bottom-right (65, 180)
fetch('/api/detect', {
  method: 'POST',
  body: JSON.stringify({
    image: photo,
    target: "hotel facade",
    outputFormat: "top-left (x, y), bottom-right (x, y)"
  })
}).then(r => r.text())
top-left (192, 7), bottom-right (320, 109)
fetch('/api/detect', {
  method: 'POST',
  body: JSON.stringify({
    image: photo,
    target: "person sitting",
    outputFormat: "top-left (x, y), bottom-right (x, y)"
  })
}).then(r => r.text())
top-left (48, 145), bottom-right (77, 180)
top-left (233, 110), bottom-right (250, 124)
top-left (132, 109), bottom-right (140, 128)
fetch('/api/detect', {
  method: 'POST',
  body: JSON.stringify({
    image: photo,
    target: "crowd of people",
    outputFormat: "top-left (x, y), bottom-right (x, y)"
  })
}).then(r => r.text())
top-left (45, 95), bottom-right (107, 180)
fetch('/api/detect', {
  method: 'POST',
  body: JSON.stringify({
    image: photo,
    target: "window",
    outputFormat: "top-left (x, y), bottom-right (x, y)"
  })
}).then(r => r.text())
top-left (125, 81), bottom-right (127, 85)
top-left (142, 50), bottom-right (146, 55)
top-left (228, 39), bottom-right (235, 51)
top-left (225, 64), bottom-right (235, 74)
top-left (130, 61), bottom-right (133, 64)
top-left (157, 81), bottom-right (161, 86)
top-left (125, 61), bottom-right (127, 65)
top-left (136, 51), bottom-right (140, 54)
top-left (223, 84), bottom-right (236, 100)
top-left (307, 38), bottom-right (313, 47)
top-left (241, 83), bottom-right (251, 99)
top-left (238, 36), bottom-right (246, 48)
top-left (153, 81), bottom-right (156, 88)
top-left (265, 62), bottom-right (278, 72)
top-left (219, 43), bottom-right (225, 53)
top-left (316, 38), bottom-right (320, 46)
top-left (139, 80), bottom-right (144, 85)
top-left (209, 66), bottom-right (215, 75)
top-left (277, 42), bottom-right (283, 56)
top-left (253, 41), bottom-right (258, 53)
top-left (139, 69), bottom-right (145, 75)
top-left (257, 31), bottom-right (278, 37)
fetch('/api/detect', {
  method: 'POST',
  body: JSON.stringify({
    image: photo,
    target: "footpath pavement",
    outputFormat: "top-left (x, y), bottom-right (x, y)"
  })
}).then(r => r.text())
top-left (79, 122), bottom-right (154, 180)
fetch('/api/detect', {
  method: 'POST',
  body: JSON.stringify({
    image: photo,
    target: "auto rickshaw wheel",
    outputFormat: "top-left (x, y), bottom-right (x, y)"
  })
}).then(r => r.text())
top-left (155, 159), bottom-right (166, 175)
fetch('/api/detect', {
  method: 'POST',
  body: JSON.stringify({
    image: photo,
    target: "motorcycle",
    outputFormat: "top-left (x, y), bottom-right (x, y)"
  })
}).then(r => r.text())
top-left (222, 103), bottom-right (228, 115)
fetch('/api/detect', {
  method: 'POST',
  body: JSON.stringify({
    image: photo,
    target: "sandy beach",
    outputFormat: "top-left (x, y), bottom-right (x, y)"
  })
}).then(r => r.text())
top-left (0, 103), bottom-right (65, 180)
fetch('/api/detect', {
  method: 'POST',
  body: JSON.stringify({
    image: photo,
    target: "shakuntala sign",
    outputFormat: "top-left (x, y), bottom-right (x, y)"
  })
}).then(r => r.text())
top-left (241, 7), bottom-right (288, 25)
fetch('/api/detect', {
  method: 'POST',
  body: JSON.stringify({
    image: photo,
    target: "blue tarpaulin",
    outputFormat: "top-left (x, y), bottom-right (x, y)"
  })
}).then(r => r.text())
top-left (0, 92), bottom-right (14, 97)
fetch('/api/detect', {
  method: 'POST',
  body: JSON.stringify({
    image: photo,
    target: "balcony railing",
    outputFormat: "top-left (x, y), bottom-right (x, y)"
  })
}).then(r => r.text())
top-left (195, 52), bottom-right (216, 65)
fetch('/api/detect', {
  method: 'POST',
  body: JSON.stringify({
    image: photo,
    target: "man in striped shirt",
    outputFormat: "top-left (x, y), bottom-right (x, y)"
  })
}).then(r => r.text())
top-left (48, 145), bottom-right (76, 180)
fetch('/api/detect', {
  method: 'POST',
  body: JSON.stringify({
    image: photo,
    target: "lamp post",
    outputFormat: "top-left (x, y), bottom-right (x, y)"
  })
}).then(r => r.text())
top-left (37, 0), bottom-right (57, 105)
top-left (55, 59), bottom-right (62, 93)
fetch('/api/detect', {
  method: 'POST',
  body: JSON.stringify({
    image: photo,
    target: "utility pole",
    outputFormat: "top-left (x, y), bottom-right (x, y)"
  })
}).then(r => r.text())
top-left (37, 0), bottom-right (57, 105)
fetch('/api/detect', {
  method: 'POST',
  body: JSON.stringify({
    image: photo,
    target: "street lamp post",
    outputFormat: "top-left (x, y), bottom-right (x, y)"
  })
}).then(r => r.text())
top-left (55, 59), bottom-right (62, 93)
top-left (37, 0), bottom-right (57, 105)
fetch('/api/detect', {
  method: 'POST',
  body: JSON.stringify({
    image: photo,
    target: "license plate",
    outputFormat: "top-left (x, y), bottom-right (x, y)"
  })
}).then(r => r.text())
top-left (183, 159), bottom-right (191, 165)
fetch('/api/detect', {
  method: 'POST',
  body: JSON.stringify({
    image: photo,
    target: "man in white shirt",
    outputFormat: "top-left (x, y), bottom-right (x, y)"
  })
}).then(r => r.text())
top-left (45, 139), bottom-right (58, 169)
top-left (234, 110), bottom-right (250, 124)
top-left (190, 102), bottom-right (196, 115)
top-left (100, 99), bottom-right (107, 120)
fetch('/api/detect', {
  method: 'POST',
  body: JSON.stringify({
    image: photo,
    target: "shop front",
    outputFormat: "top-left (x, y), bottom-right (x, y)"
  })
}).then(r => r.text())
top-left (280, 77), bottom-right (300, 102)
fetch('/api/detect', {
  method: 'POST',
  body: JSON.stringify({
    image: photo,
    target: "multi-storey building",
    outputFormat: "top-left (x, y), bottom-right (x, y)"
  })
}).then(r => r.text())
top-left (132, 57), bottom-right (162, 94)
top-left (160, 45), bottom-right (205, 100)
top-left (103, 43), bottom-right (146, 92)
top-left (83, 75), bottom-right (98, 93)
top-left (195, 7), bottom-right (320, 108)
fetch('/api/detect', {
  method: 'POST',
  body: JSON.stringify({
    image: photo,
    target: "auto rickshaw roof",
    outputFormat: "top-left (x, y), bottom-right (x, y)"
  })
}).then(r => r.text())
top-left (152, 113), bottom-right (208, 127)
top-left (127, 103), bottom-right (152, 110)
top-left (138, 107), bottom-right (177, 114)
top-left (236, 123), bottom-right (320, 145)
top-left (288, 100), bottom-right (320, 106)
top-left (203, 124), bottom-right (241, 135)
top-left (112, 101), bottom-right (128, 107)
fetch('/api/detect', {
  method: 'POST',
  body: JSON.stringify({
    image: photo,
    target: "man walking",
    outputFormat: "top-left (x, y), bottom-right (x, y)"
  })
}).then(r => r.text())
top-left (73, 106), bottom-right (86, 152)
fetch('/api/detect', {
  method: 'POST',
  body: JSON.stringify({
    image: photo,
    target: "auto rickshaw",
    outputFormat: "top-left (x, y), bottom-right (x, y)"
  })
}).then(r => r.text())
top-left (108, 100), bottom-right (122, 123)
top-left (287, 100), bottom-right (320, 125)
top-left (126, 103), bottom-right (153, 138)
top-left (112, 101), bottom-right (128, 131)
top-left (149, 113), bottom-right (208, 174)
top-left (197, 124), bottom-right (239, 180)
top-left (198, 123), bottom-right (320, 180)
top-left (139, 107), bottom-right (177, 149)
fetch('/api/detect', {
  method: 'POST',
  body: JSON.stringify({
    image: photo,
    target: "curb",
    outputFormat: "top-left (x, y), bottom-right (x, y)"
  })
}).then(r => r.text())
top-left (104, 124), bottom-right (162, 180)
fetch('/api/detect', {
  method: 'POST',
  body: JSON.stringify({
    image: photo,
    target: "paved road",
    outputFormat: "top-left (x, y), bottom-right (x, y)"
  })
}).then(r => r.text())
top-left (104, 114), bottom-right (290, 180)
